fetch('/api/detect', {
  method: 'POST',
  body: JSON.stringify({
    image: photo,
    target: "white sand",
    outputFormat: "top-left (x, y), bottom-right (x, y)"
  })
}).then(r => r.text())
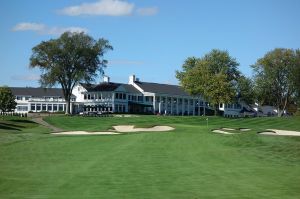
top-left (260, 129), bottom-right (300, 136)
top-left (240, 128), bottom-right (251, 131)
top-left (113, 125), bottom-right (174, 132)
top-left (212, 129), bottom-right (235, 134)
top-left (51, 125), bottom-right (174, 135)
top-left (52, 131), bottom-right (120, 135)
top-left (221, 128), bottom-right (235, 131)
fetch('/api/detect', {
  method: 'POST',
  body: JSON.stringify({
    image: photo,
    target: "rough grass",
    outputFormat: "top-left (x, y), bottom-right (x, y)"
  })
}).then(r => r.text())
top-left (0, 116), bottom-right (300, 198)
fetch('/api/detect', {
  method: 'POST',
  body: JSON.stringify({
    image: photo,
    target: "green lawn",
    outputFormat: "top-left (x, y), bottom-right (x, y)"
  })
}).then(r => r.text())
top-left (0, 115), bottom-right (300, 198)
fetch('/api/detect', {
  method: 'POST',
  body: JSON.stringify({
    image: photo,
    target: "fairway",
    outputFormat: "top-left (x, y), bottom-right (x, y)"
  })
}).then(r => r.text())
top-left (1, 116), bottom-right (300, 198)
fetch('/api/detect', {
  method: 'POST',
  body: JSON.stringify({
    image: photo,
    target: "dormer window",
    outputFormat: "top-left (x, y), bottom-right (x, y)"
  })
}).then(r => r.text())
top-left (16, 96), bottom-right (22, 100)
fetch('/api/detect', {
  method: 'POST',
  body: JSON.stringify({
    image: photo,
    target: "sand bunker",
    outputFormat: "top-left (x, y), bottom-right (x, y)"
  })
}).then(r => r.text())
top-left (52, 125), bottom-right (174, 135)
top-left (259, 129), bottom-right (300, 136)
top-left (212, 127), bottom-right (252, 135)
top-left (239, 128), bottom-right (251, 131)
top-left (52, 131), bottom-right (120, 135)
top-left (221, 128), bottom-right (235, 131)
top-left (212, 129), bottom-right (235, 135)
top-left (113, 125), bottom-right (174, 132)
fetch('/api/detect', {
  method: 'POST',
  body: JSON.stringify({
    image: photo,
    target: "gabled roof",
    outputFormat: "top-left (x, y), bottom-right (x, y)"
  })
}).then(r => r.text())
top-left (80, 82), bottom-right (141, 94)
top-left (134, 81), bottom-right (191, 96)
top-left (10, 87), bottom-right (75, 98)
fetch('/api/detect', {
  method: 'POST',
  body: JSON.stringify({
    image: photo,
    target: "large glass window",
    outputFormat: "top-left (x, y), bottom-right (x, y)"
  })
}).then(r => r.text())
top-left (48, 104), bottom-right (52, 111)
top-left (53, 104), bottom-right (58, 111)
top-left (36, 104), bottom-right (41, 111)
top-left (42, 104), bottom-right (47, 111)
top-left (17, 106), bottom-right (28, 111)
top-left (31, 104), bottom-right (35, 111)
top-left (59, 104), bottom-right (63, 111)
top-left (16, 96), bottom-right (22, 100)
top-left (138, 96), bottom-right (143, 102)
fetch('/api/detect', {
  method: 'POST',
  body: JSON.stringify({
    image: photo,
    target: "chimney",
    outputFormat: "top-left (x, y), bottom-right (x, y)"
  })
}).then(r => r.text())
top-left (103, 75), bottom-right (110, 83)
top-left (129, 75), bottom-right (136, 84)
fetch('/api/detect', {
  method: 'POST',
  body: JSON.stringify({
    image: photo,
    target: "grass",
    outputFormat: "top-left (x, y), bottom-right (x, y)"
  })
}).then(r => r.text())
top-left (0, 115), bottom-right (300, 198)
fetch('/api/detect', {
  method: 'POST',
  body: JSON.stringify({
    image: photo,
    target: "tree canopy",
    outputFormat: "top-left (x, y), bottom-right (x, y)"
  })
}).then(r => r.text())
top-left (0, 87), bottom-right (17, 113)
top-left (176, 49), bottom-right (239, 115)
top-left (236, 75), bottom-right (255, 105)
top-left (30, 31), bottom-right (113, 114)
top-left (252, 48), bottom-right (299, 116)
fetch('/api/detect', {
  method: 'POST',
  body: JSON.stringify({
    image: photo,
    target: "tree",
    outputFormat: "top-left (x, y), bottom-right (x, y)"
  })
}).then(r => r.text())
top-left (30, 32), bottom-right (113, 114)
top-left (252, 48), bottom-right (299, 117)
top-left (176, 49), bottom-right (239, 115)
top-left (236, 76), bottom-right (255, 105)
top-left (294, 49), bottom-right (300, 104)
top-left (0, 87), bottom-right (17, 113)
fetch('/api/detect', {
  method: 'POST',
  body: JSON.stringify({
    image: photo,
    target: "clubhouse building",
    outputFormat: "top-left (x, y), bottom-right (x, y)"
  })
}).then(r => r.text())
top-left (9, 87), bottom-right (76, 113)
top-left (8, 74), bottom-right (270, 117)
top-left (72, 75), bottom-right (209, 115)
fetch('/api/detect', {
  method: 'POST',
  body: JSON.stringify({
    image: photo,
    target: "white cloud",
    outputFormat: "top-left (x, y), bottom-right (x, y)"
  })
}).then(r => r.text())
top-left (59, 0), bottom-right (134, 16)
top-left (136, 7), bottom-right (158, 16)
top-left (12, 22), bottom-right (88, 35)
top-left (11, 74), bottom-right (40, 81)
top-left (12, 22), bottom-right (46, 32)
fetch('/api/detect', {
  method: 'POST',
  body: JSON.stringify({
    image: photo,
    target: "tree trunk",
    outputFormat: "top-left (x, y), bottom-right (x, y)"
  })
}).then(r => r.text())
top-left (214, 105), bottom-right (217, 116)
top-left (65, 100), bottom-right (71, 115)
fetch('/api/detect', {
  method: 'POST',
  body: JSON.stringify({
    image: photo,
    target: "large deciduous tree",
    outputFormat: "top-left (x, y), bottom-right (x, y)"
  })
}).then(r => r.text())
top-left (176, 49), bottom-right (239, 115)
top-left (236, 75), bottom-right (255, 105)
top-left (252, 48), bottom-right (299, 117)
top-left (0, 87), bottom-right (17, 113)
top-left (30, 32), bottom-right (113, 114)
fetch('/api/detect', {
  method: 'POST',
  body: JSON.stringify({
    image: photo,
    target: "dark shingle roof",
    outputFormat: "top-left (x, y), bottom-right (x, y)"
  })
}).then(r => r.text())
top-left (134, 81), bottom-right (190, 96)
top-left (10, 87), bottom-right (75, 98)
top-left (80, 82), bottom-right (141, 94)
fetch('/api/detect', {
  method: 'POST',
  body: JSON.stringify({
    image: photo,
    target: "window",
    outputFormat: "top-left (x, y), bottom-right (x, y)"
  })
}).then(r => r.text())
top-left (132, 96), bottom-right (137, 101)
top-left (17, 106), bottom-right (28, 111)
top-left (84, 94), bottom-right (87, 100)
top-left (16, 96), bottom-right (22, 100)
top-left (87, 94), bottom-right (91, 100)
top-left (123, 94), bottom-right (126, 100)
top-left (59, 104), bottom-right (64, 111)
top-left (138, 96), bottom-right (143, 102)
top-left (48, 104), bottom-right (52, 111)
top-left (53, 104), bottom-right (58, 111)
top-left (220, 104), bottom-right (223, 108)
top-left (31, 104), bottom-right (35, 111)
top-left (115, 93), bottom-right (119, 99)
top-left (42, 104), bottom-right (47, 111)
top-left (25, 96), bottom-right (30, 101)
top-left (36, 104), bottom-right (41, 111)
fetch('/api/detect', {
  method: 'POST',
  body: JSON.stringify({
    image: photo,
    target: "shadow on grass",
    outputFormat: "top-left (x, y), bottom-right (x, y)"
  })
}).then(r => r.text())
top-left (0, 124), bottom-right (21, 131)
top-left (10, 119), bottom-right (36, 124)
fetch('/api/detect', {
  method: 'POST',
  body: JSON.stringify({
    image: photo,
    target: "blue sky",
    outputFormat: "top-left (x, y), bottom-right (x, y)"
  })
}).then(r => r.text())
top-left (1, 0), bottom-right (300, 87)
